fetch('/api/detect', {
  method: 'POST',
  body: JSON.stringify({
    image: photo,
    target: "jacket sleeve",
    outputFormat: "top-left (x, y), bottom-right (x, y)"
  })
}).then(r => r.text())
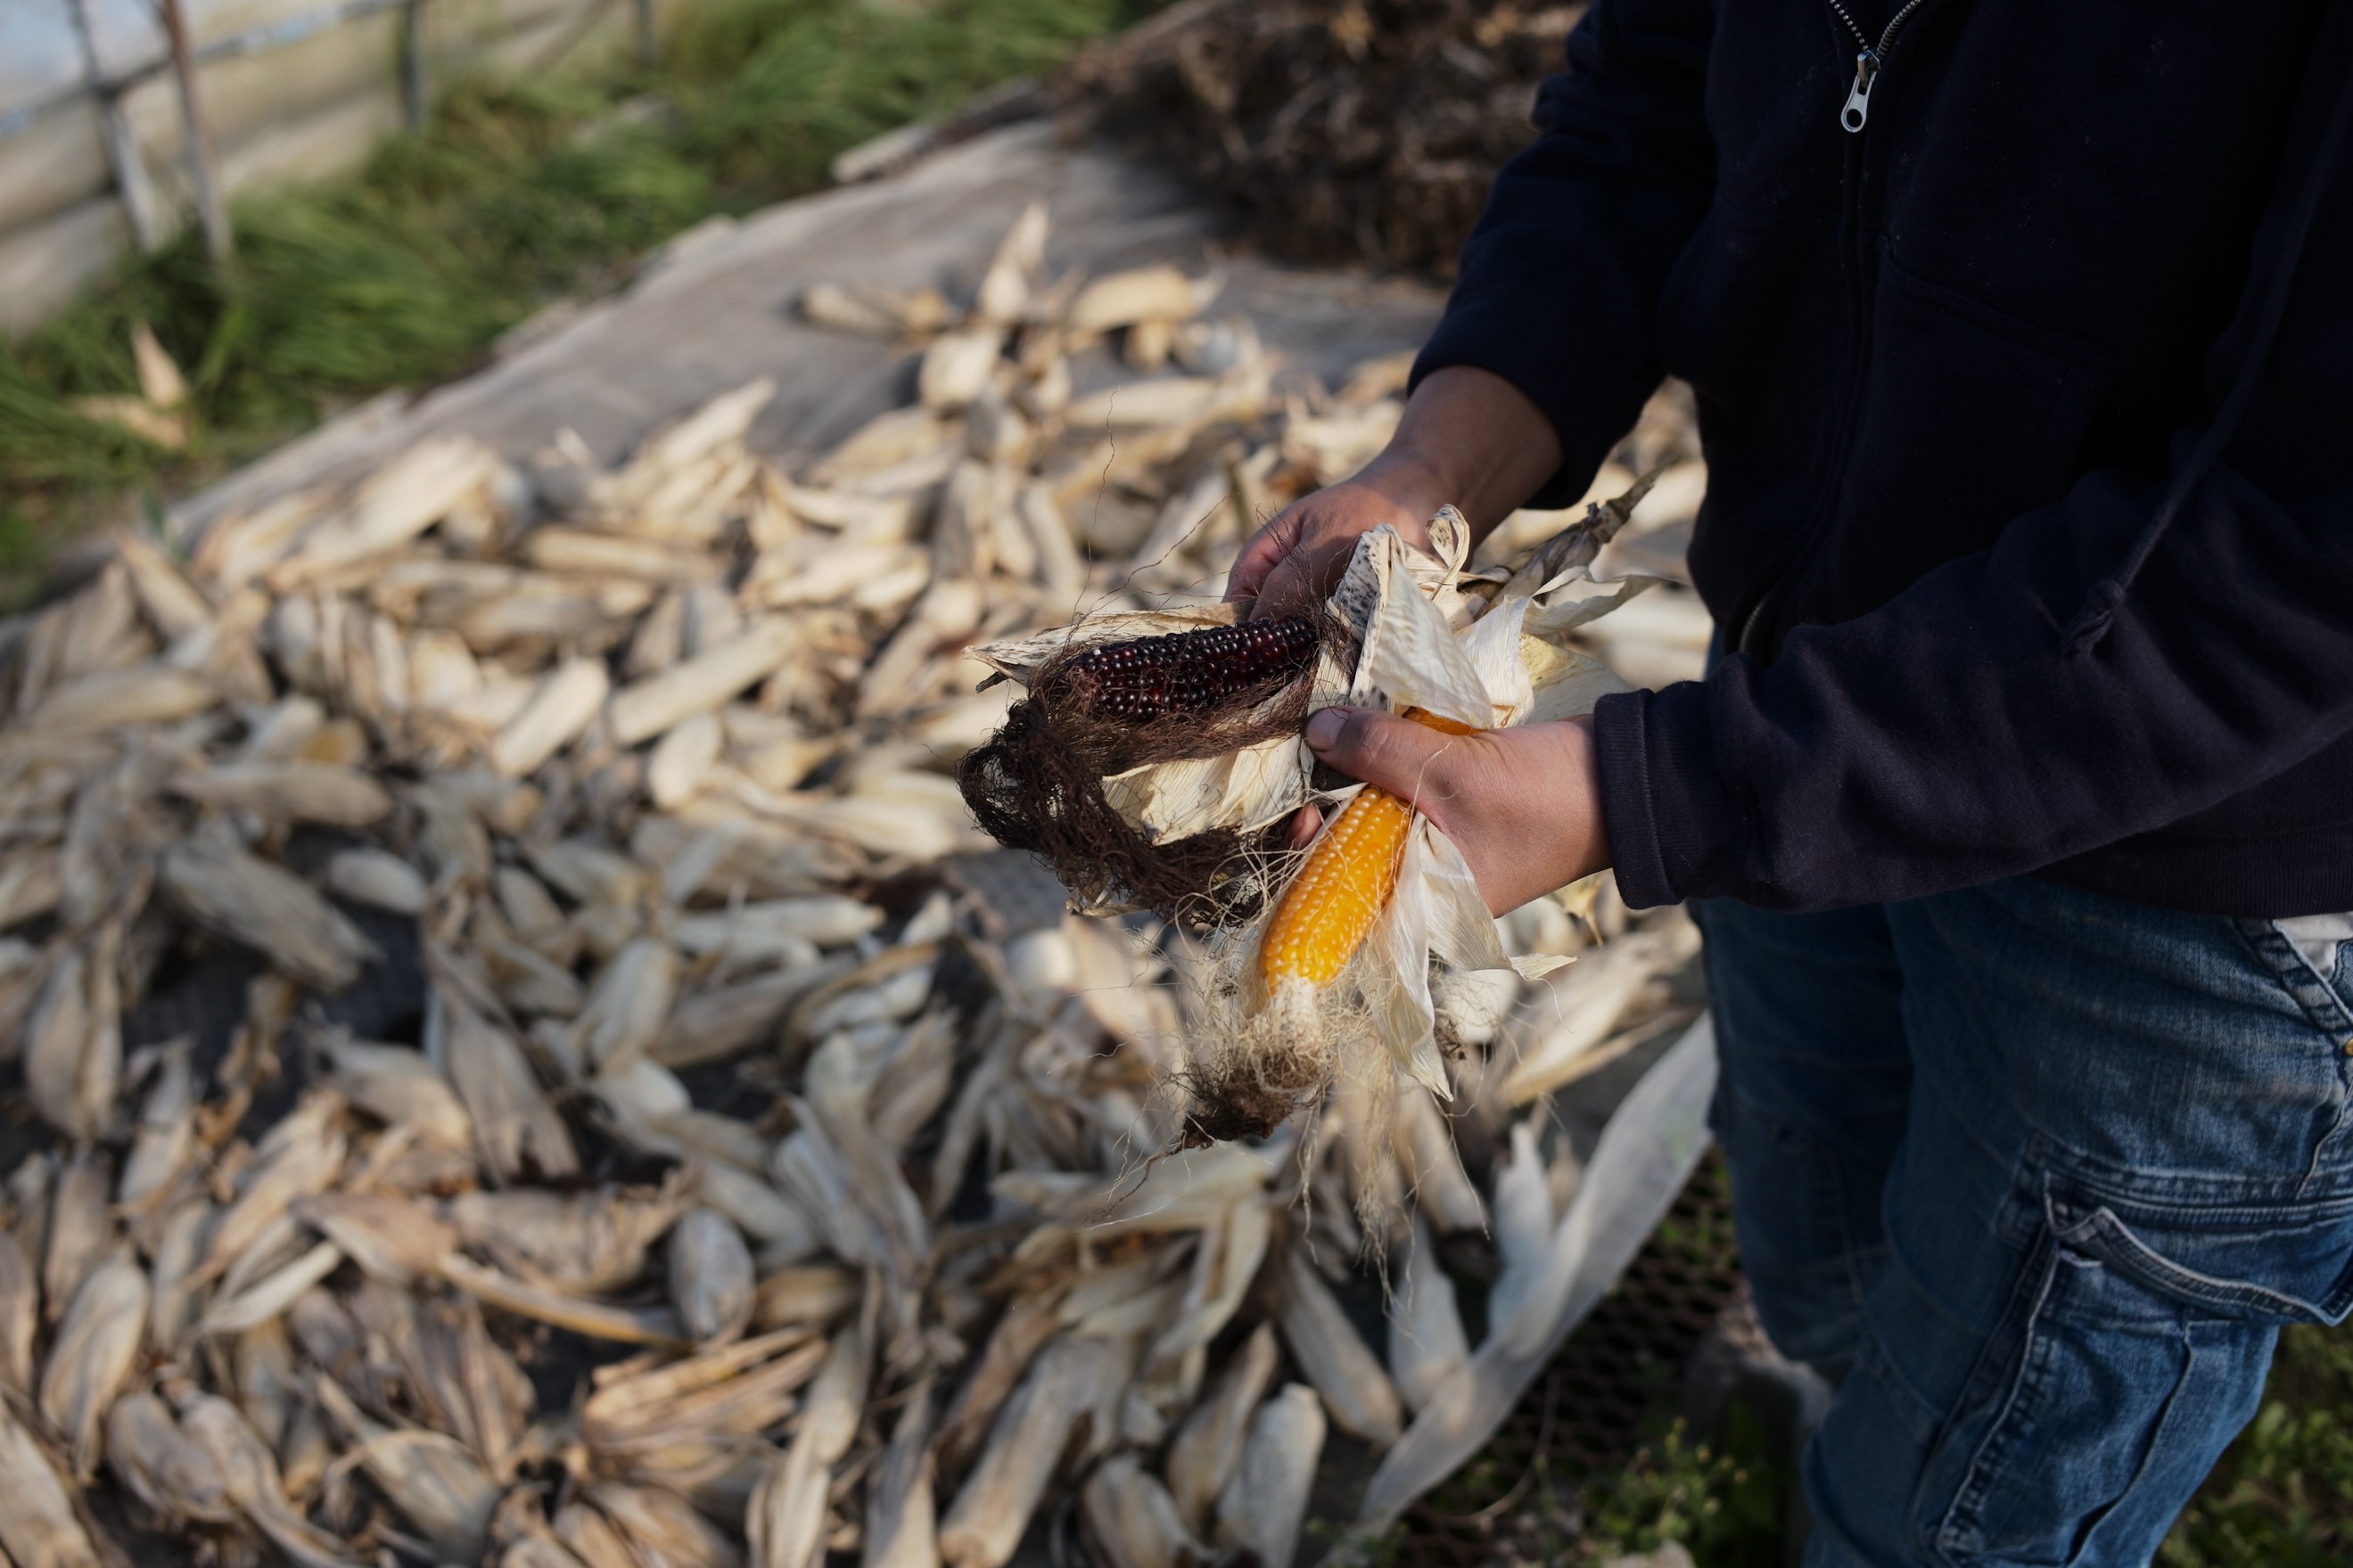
top-left (1410, 0), bottom-right (1716, 508)
top-left (1593, 72), bottom-right (2353, 913)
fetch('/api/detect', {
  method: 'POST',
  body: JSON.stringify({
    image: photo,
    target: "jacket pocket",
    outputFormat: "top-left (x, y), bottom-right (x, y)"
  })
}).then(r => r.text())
top-left (1930, 1144), bottom-right (2353, 1566)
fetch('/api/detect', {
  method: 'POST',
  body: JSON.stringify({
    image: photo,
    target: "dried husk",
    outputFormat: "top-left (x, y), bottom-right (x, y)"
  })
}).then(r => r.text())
top-left (0, 202), bottom-right (1708, 1568)
top-left (39, 1246), bottom-right (150, 1478)
top-left (668, 1207), bottom-right (755, 1345)
top-left (161, 839), bottom-right (380, 991)
top-left (1212, 1384), bottom-right (1325, 1568)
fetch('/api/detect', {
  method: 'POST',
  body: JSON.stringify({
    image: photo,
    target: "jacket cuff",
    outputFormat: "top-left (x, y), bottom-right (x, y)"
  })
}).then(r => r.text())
top-left (1410, 280), bottom-right (1631, 511)
top-left (1591, 682), bottom-right (1742, 908)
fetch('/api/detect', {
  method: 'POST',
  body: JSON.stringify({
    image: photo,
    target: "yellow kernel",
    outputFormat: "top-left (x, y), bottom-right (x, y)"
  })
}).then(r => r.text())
top-left (1258, 787), bottom-right (1414, 989)
top-left (1255, 708), bottom-right (1484, 996)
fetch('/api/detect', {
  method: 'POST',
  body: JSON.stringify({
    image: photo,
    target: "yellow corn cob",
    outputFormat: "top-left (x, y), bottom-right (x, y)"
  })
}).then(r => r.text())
top-left (1259, 789), bottom-right (1412, 989)
top-left (1258, 710), bottom-right (1479, 992)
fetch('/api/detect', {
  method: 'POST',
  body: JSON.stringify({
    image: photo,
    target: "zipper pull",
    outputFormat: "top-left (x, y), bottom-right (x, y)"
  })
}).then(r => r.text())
top-left (1840, 46), bottom-right (1881, 133)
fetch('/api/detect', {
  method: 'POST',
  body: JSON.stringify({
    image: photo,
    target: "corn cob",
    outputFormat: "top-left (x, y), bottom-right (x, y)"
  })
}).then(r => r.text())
top-left (666, 1208), bottom-right (754, 1345)
top-left (1259, 709), bottom-right (1480, 992)
top-left (1212, 1384), bottom-right (1326, 1568)
top-left (1058, 618), bottom-right (1318, 721)
top-left (40, 1246), bottom-right (149, 1478)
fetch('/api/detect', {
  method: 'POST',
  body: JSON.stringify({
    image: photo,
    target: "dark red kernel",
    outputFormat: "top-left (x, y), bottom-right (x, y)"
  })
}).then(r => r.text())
top-left (1058, 617), bottom-right (1319, 720)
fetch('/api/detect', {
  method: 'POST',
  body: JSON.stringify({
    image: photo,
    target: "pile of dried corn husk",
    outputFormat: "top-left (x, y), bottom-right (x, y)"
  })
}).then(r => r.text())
top-left (1062, 0), bottom-right (1587, 275)
top-left (0, 204), bottom-right (1708, 1568)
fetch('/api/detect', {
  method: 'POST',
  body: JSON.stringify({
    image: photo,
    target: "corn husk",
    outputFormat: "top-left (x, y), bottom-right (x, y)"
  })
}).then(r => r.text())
top-left (146, 1203), bottom-right (210, 1354)
top-left (0, 1230), bottom-right (37, 1391)
top-left (316, 1376), bottom-right (500, 1561)
top-left (1500, 915), bottom-right (1703, 1104)
top-left (0, 203), bottom-right (1709, 1568)
top-left (1214, 1384), bottom-right (1325, 1568)
top-left (26, 944), bottom-right (117, 1142)
top-left (800, 282), bottom-right (950, 340)
top-left (202, 1090), bottom-right (347, 1280)
top-left (746, 1318), bottom-right (868, 1568)
top-left (668, 1208), bottom-right (755, 1346)
top-left (1389, 1214), bottom-right (1469, 1415)
top-left (491, 658), bottom-right (612, 777)
top-left (0, 1398), bottom-right (105, 1568)
top-left (174, 1386), bottom-right (364, 1568)
top-left (609, 619), bottom-right (801, 746)
top-left (1082, 1453), bottom-right (1204, 1568)
top-left (436, 1255), bottom-right (684, 1347)
top-left (298, 1192), bottom-right (454, 1286)
top-left (199, 1241), bottom-right (341, 1336)
top-left (321, 1035), bottom-right (473, 1149)
top-left (43, 1152), bottom-right (113, 1318)
top-left (1273, 1250), bottom-right (1401, 1448)
top-left (432, 989), bottom-right (579, 1181)
top-left (1164, 1320), bottom-right (1274, 1534)
top-left (161, 838), bottom-right (380, 991)
top-left (172, 761), bottom-right (392, 827)
top-left (39, 1246), bottom-right (150, 1478)
top-left (107, 1390), bottom-right (235, 1525)
top-left (448, 1177), bottom-right (689, 1293)
top-left (590, 1482), bottom-right (746, 1568)
top-left (939, 1334), bottom-right (1136, 1568)
top-left (320, 847), bottom-right (431, 914)
top-left (863, 1375), bottom-right (937, 1568)
top-left (24, 664), bottom-right (217, 734)
top-left (1066, 266), bottom-right (1216, 334)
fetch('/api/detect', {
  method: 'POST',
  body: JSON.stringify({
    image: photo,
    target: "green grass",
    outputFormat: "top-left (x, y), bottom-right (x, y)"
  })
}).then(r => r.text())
top-left (1576, 1408), bottom-right (1790, 1566)
top-left (1568, 1325), bottom-right (2353, 1567)
top-left (0, 0), bottom-right (1160, 586)
top-left (2162, 1323), bottom-right (2353, 1566)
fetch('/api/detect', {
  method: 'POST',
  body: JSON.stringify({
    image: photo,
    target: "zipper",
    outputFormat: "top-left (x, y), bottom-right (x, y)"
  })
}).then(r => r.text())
top-left (1732, 115), bottom-right (1872, 661)
top-left (1826, 0), bottom-right (1931, 132)
top-left (1737, 0), bottom-right (1946, 660)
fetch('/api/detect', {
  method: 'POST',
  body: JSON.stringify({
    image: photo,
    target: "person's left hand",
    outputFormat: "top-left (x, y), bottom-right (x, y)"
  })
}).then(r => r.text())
top-left (1292, 708), bottom-right (1612, 915)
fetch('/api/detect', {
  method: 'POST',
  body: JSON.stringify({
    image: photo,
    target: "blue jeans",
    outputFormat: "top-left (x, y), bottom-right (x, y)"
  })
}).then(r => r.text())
top-left (1697, 876), bottom-right (2353, 1567)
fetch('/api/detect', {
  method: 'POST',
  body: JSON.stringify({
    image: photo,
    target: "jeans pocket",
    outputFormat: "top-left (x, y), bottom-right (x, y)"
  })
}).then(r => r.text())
top-left (1930, 1151), bottom-right (2353, 1567)
top-left (2237, 915), bottom-right (2353, 1038)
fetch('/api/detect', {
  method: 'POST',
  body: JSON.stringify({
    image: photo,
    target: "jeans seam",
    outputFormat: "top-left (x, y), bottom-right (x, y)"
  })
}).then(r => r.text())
top-left (1826, 1140), bottom-right (1871, 1334)
top-left (2060, 1204), bottom-right (2347, 1326)
top-left (2234, 917), bottom-right (2353, 1038)
top-left (1937, 1231), bottom-right (2064, 1558)
top-left (2193, 923), bottom-right (2349, 1200)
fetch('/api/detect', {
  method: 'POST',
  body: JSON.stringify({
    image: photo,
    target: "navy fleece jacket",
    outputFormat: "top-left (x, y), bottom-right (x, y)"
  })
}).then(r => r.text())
top-left (1412, 0), bottom-right (2353, 916)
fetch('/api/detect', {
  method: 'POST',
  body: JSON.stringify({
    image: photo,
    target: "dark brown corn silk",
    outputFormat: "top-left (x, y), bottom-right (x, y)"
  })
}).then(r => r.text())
top-left (959, 618), bottom-right (1326, 928)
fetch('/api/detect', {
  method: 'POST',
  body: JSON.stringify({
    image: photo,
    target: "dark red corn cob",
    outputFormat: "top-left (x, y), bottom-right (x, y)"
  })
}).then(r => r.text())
top-left (1058, 617), bottom-right (1319, 720)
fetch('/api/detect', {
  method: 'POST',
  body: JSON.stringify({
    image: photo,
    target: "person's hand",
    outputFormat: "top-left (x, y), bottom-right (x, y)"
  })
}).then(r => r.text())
top-left (1225, 457), bottom-right (1449, 620)
top-left (1224, 365), bottom-right (1564, 621)
top-left (1294, 708), bottom-right (1610, 915)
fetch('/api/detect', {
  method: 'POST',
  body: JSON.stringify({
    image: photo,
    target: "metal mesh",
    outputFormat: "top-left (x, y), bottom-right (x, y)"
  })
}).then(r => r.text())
top-left (1395, 1153), bottom-right (1743, 1567)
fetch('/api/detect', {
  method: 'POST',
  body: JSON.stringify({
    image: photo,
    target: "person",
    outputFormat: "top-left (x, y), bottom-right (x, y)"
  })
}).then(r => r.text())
top-left (1225, 4), bottom-right (2353, 1563)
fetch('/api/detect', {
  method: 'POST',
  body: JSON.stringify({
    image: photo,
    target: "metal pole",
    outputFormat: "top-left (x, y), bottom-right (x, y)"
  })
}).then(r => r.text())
top-left (67, 0), bottom-right (167, 251)
top-left (399, 0), bottom-right (429, 129)
top-left (156, 0), bottom-right (234, 266)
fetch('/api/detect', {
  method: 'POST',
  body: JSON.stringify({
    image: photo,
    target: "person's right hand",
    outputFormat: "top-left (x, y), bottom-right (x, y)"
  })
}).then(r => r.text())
top-left (1223, 365), bottom-right (1565, 622)
top-left (1223, 456), bottom-right (1451, 622)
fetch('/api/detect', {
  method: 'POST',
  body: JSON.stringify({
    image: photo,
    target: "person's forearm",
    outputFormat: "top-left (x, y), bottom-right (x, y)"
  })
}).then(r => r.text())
top-left (1353, 367), bottom-right (1564, 541)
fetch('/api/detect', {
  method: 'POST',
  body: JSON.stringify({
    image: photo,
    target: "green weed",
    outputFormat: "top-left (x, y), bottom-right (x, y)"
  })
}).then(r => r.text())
top-left (1578, 1409), bottom-right (1788, 1567)
top-left (2161, 1323), bottom-right (2353, 1568)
